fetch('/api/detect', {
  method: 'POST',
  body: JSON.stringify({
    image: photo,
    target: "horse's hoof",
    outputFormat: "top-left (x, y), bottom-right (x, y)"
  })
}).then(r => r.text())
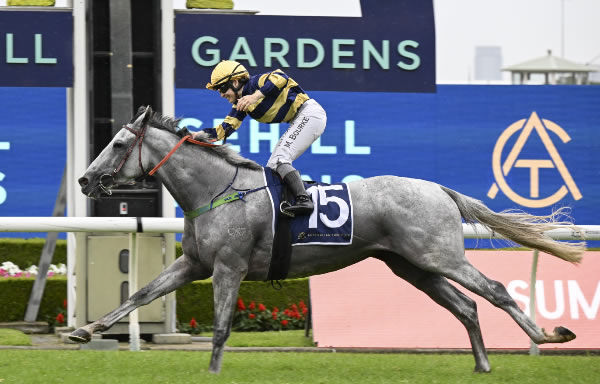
top-left (69, 328), bottom-right (92, 344)
top-left (554, 326), bottom-right (576, 342)
top-left (473, 361), bottom-right (491, 373)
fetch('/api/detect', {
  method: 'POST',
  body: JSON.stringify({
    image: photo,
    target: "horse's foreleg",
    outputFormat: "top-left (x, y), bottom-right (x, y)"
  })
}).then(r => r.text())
top-left (381, 255), bottom-right (490, 373)
top-left (69, 255), bottom-right (205, 343)
top-left (209, 261), bottom-right (246, 374)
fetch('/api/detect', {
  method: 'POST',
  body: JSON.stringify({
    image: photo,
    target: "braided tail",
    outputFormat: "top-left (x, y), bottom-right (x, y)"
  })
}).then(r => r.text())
top-left (440, 186), bottom-right (585, 263)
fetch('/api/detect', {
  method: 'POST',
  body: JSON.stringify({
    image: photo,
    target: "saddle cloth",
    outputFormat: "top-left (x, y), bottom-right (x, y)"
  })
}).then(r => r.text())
top-left (262, 167), bottom-right (354, 281)
top-left (263, 167), bottom-right (354, 246)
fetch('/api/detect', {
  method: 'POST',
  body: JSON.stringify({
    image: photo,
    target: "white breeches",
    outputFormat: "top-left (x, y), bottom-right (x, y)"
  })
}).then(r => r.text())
top-left (266, 99), bottom-right (327, 170)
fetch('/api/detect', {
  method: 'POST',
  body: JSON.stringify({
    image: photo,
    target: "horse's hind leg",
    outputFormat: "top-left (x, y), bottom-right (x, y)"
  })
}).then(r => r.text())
top-left (69, 254), bottom-right (207, 343)
top-left (444, 261), bottom-right (575, 345)
top-left (379, 253), bottom-right (490, 373)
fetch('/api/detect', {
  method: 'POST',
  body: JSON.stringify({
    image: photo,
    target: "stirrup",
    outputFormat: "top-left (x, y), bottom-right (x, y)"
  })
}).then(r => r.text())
top-left (283, 196), bottom-right (314, 216)
top-left (279, 201), bottom-right (296, 218)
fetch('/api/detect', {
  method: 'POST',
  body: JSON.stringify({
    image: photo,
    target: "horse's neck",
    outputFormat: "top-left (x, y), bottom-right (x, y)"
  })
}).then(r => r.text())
top-left (149, 136), bottom-right (262, 212)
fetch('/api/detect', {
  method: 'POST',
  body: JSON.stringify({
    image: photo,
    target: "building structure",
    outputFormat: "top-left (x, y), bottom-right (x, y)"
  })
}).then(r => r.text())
top-left (503, 50), bottom-right (597, 85)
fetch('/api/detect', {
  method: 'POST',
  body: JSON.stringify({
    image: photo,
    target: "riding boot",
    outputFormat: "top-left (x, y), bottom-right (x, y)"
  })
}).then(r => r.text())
top-left (282, 170), bottom-right (314, 215)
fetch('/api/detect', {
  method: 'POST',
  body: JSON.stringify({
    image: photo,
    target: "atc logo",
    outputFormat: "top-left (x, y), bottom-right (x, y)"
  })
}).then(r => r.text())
top-left (487, 111), bottom-right (582, 208)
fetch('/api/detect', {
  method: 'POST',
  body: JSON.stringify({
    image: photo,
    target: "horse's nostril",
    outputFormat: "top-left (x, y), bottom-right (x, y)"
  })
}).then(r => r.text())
top-left (78, 177), bottom-right (89, 187)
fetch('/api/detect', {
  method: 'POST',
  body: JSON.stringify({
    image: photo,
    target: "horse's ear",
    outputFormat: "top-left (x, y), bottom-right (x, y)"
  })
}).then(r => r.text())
top-left (131, 105), bottom-right (153, 128)
top-left (135, 105), bottom-right (146, 116)
top-left (141, 105), bottom-right (153, 125)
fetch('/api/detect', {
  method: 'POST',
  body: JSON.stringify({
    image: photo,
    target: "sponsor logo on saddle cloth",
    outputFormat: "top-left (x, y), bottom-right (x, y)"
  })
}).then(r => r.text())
top-left (263, 169), bottom-right (354, 246)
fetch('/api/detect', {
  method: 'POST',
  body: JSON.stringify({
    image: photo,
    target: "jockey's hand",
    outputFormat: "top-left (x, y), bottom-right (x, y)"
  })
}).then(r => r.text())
top-left (192, 131), bottom-right (218, 142)
top-left (236, 90), bottom-right (264, 111)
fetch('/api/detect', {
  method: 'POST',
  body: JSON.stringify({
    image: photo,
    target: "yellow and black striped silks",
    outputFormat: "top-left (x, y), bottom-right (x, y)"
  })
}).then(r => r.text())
top-left (205, 69), bottom-right (310, 141)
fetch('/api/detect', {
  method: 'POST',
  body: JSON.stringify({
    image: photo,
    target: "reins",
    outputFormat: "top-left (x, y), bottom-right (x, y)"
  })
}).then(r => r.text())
top-left (98, 116), bottom-right (219, 196)
top-left (120, 126), bottom-right (267, 218)
top-left (148, 135), bottom-right (218, 176)
top-left (146, 133), bottom-right (268, 219)
top-left (108, 122), bottom-right (267, 218)
top-left (183, 165), bottom-right (267, 219)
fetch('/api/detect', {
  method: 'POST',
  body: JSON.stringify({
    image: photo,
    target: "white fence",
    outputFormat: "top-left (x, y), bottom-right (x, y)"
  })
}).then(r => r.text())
top-left (0, 217), bottom-right (598, 352)
top-left (2, 217), bottom-right (598, 238)
top-left (0, 217), bottom-right (183, 233)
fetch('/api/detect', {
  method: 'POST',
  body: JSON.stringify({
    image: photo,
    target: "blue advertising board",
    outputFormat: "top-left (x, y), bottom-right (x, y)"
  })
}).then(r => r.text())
top-left (0, 85), bottom-right (597, 243)
top-left (0, 87), bottom-right (66, 232)
top-left (175, 0), bottom-right (435, 93)
top-left (0, 9), bottom-right (72, 238)
top-left (0, 10), bottom-right (73, 87)
top-left (174, 85), bottom-right (600, 245)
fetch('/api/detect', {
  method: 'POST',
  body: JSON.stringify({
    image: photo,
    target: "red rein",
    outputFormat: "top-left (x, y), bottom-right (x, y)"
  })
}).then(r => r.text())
top-left (148, 135), bottom-right (219, 176)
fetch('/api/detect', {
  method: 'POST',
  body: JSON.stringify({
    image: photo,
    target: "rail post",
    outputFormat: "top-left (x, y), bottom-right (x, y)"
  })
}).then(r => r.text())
top-left (128, 232), bottom-right (141, 351)
top-left (528, 249), bottom-right (540, 355)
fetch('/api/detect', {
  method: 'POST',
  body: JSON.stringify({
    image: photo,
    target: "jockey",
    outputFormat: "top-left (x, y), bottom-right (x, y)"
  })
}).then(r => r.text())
top-left (195, 60), bottom-right (327, 216)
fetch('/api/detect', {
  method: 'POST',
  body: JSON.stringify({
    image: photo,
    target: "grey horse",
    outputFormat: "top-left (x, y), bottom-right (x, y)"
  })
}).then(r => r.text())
top-left (71, 106), bottom-right (585, 374)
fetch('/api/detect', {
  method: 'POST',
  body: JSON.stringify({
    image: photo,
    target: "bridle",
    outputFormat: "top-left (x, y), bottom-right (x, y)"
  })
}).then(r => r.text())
top-left (95, 122), bottom-right (149, 196)
top-left (93, 116), bottom-right (268, 221)
top-left (116, 123), bottom-right (149, 177)
top-left (95, 121), bottom-right (218, 196)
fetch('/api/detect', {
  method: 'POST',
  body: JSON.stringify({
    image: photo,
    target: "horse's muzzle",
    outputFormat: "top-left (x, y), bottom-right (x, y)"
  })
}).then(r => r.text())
top-left (78, 174), bottom-right (114, 199)
top-left (78, 176), bottom-right (89, 188)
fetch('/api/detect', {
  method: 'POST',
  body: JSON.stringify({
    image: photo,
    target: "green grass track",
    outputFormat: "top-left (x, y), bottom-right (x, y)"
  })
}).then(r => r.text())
top-left (0, 351), bottom-right (598, 384)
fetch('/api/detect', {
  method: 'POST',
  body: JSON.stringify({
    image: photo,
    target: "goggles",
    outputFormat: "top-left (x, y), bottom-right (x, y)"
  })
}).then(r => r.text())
top-left (217, 81), bottom-right (232, 94)
top-left (210, 63), bottom-right (246, 92)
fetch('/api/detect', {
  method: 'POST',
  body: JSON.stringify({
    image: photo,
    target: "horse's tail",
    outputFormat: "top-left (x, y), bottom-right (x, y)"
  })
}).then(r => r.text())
top-left (440, 185), bottom-right (585, 264)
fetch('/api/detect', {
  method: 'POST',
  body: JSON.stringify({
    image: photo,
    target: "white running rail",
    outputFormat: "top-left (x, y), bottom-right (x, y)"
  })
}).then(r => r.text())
top-left (1, 217), bottom-right (599, 239)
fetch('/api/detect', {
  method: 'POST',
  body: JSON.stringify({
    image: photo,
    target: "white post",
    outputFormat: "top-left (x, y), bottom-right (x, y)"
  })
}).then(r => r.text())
top-left (529, 249), bottom-right (540, 355)
top-left (161, 0), bottom-right (177, 334)
top-left (67, 0), bottom-right (90, 328)
top-left (161, 0), bottom-right (175, 217)
top-left (128, 232), bottom-right (141, 351)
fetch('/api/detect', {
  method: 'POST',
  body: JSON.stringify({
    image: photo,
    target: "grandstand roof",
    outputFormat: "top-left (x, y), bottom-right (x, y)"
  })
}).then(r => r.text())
top-left (503, 50), bottom-right (596, 73)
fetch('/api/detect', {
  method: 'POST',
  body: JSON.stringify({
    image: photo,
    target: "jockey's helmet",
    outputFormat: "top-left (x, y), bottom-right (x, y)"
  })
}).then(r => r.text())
top-left (205, 60), bottom-right (249, 91)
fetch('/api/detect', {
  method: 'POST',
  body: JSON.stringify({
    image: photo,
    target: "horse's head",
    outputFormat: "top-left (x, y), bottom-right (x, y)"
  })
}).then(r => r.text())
top-left (78, 106), bottom-right (153, 199)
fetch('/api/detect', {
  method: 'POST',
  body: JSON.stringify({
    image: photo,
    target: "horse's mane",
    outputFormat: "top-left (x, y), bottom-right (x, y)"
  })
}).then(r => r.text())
top-left (132, 107), bottom-right (262, 171)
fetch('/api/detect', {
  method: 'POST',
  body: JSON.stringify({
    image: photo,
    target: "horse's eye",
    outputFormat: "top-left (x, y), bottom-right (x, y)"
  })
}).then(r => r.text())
top-left (113, 141), bottom-right (125, 149)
